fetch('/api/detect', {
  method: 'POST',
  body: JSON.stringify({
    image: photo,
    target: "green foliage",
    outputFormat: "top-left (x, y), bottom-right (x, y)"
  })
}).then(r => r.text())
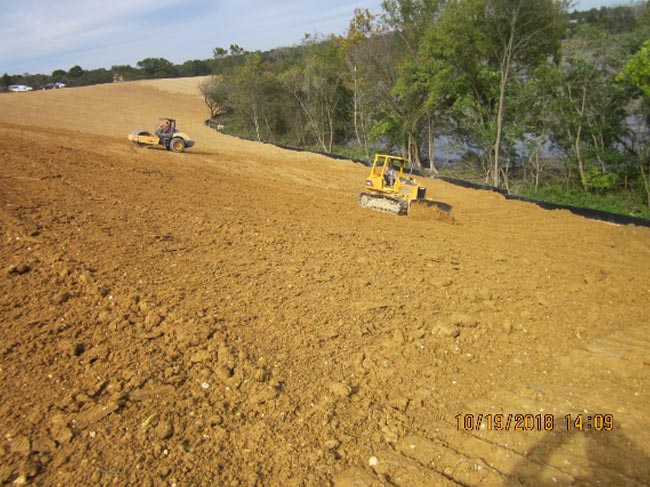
top-left (583, 166), bottom-right (618, 192)
top-left (68, 65), bottom-right (84, 78)
top-left (136, 57), bottom-right (178, 78)
top-left (516, 183), bottom-right (650, 219)
top-left (179, 59), bottom-right (212, 77)
top-left (619, 40), bottom-right (650, 99)
top-left (569, 4), bottom-right (644, 35)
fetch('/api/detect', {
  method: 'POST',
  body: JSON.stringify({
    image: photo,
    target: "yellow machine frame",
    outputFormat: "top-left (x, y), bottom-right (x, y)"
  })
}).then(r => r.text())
top-left (363, 154), bottom-right (424, 201)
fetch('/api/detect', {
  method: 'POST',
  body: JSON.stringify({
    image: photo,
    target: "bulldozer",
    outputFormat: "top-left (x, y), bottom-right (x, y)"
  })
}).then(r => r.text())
top-left (128, 118), bottom-right (195, 153)
top-left (358, 154), bottom-right (451, 216)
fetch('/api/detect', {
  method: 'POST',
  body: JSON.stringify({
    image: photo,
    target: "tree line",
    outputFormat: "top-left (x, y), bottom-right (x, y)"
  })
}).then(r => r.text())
top-left (3, 1), bottom-right (649, 215)
top-left (1, 58), bottom-right (213, 91)
top-left (201, 0), bottom-right (650, 215)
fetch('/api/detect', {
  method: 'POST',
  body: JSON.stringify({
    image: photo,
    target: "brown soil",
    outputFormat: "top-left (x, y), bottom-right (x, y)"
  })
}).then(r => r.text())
top-left (1, 79), bottom-right (649, 487)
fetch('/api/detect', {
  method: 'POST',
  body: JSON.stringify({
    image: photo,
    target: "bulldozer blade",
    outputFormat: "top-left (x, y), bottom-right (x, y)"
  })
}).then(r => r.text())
top-left (409, 199), bottom-right (454, 222)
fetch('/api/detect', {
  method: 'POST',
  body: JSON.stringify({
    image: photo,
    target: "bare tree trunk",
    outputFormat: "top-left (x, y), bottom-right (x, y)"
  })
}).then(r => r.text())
top-left (428, 118), bottom-right (439, 174)
top-left (253, 103), bottom-right (261, 141)
top-left (493, 71), bottom-right (508, 187)
top-left (493, 6), bottom-right (518, 188)
top-left (352, 63), bottom-right (363, 150)
top-left (407, 133), bottom-right (421, 171)
top-left (591, 133), bottom-right (606, 173)
top-left (575, 86), bottom-right (588, 189)
top-left (534, 151), bottom-right (542, 190)
top-left (640, 160), bottom-right (650, 209)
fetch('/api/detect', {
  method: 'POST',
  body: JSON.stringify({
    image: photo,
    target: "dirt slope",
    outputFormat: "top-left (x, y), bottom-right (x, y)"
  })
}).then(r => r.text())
top-left (1, 78), bottom-right (649, 487)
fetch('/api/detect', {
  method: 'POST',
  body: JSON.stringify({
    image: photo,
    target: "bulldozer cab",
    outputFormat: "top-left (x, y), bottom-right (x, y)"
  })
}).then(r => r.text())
top-left (368, 154), bottom-right (410, 190)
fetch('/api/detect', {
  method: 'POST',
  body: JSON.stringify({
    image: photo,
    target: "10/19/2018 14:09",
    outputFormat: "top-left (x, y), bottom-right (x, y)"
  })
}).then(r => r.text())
top-left (455, 413), bottom-right (614, 432)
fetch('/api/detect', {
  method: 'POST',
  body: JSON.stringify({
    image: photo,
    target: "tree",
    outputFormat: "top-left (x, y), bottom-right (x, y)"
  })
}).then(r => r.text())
top-left (341, 8), bottom-right (385, 157)
top-left (619, 39), bottom-right (650, 98)
top-left (547, 23), bottom-right (631, 192)
top-left (232, 54), bottom-right (276, 141)
top-left (136, 58), bottom-right (178, 78)
top-left (423, 0), bottom-right (567, 186)
top-left (619, 39), bottom-right (650, 207)
top-left (280, 36), bottom-right (347, 152)
top-left (180, 59), bottom-right (211, 77)
top-left (200, 76), bottom-right (229, 118)
top-left (378, 0), bottom-right (449, 168)
top-left (69, 65), bottom-right (84, 78)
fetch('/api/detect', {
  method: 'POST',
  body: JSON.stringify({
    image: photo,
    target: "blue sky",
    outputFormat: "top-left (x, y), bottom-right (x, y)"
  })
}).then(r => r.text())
top-left (0, 0), bottom-right (637, 76)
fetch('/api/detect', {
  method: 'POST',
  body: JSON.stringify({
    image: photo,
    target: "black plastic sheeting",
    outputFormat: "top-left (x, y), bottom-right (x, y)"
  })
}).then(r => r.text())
top-left (436, 176), bottom-right (650, 228)
top-left (204, 120), bottom-right (369, 165)
top-left (204, 122), bottom-right (650, 228)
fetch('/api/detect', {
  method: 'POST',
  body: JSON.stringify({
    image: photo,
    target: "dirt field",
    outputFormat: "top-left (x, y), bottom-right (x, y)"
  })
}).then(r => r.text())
top-left (1, 78), bottom-right (649, 487)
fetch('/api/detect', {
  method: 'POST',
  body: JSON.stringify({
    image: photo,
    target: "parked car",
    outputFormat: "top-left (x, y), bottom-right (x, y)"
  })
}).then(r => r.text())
top-left (42, 82), bottom-right (66, 90)
top-left (8, 85), bottom-right (33, 92)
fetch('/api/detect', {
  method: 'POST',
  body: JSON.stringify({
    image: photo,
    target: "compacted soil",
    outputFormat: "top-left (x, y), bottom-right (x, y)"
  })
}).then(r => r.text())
top-left (1, 78), bottom-right (649, 487)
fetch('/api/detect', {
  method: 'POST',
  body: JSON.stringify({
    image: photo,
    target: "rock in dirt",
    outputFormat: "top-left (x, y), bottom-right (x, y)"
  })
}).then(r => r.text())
top-left (8, 436), bottom-right (31, 455)
top-left (73, 343), bottom-right (86, 356)
top-left (174, 319), bottom-right (212, 346)
top-left (449, 312), bottom-right (477, 327)
top-left (129, 384), bottom-right (175, 402)
top-left (215, 365), bottom-right (233, 382)
top-left (144, 312), bottom-right (163, 328)
top-left (78, 270), bottom-right (94, 285)
top-left (190, 349), bottom-right (212, 364)
top-left (74, 401), bottom-right (120, 429)
top-left (392, 330), bottom-right (405, 345)
top-left (332, 467), bottom-right (380, 487)
top-left (388, 395), bottom-right (409, 412)
top-left (330, 382), bottom-right (352, 398)
top-left (97, 310), bottom-right (112, 324)
top-left (324, 439), bottom-right (340, 450)
top-left (55, 291), bottom-right (72, 304)
top-left (254, 367), bottom-right (270, 382)
top-left (249, 387), bottom-right (279, 406)
top-left (431, 323), bottom-right (459, 338)
top-left (218, 345), bottom-right (235, 365)
top-left (11, 475), bottom-right (27, 486)
top-left (502, 320), bottom-right (513, 334)
top-left (6, 264), bottom-right (31, 275)
top-left (52, 427), bottom-right (73, 445)
top-left (32, 436), bottom-right (56, 453)
top-left (154, 420), bottom-right (174, 440)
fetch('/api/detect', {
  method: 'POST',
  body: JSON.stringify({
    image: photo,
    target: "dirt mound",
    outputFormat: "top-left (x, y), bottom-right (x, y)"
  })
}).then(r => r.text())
top-left (0, 79), bottom-right (649, 486)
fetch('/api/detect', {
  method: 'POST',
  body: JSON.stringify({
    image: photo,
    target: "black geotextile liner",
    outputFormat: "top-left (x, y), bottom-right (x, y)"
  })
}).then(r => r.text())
top-left (436, 176), bottom-right (650, 228)
top-left (205, 121), bottom-right (371, 165)
top-left (204, 123), bottom-right (650, 228)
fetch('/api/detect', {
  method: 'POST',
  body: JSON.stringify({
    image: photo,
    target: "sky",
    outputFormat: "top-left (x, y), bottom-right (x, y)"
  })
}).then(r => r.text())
top-left (0, 0), bottom-right (639, 76)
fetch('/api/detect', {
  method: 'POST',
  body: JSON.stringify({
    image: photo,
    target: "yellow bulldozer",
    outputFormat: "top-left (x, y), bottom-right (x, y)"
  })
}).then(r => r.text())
top-left (128, 118), bottom-right (195, 153)
top-left (358, 154), bottom-right (451, 216)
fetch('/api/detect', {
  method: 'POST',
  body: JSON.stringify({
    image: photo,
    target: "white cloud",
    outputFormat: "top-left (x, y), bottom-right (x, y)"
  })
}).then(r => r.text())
top-left (0, 0), bottom-right (187, 72)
